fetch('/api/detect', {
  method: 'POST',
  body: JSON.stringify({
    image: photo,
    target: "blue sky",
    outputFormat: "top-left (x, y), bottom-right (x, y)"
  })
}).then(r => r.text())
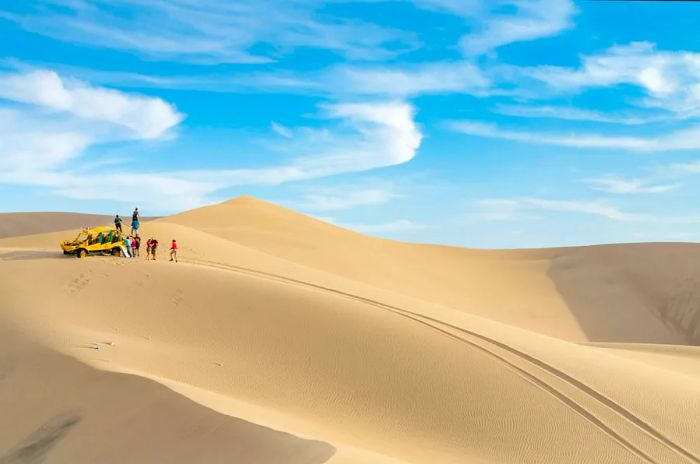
top-left (3, 1), bottom-right (700, 248)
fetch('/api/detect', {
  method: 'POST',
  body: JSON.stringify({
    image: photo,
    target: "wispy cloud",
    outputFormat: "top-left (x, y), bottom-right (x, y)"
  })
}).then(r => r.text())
top-left (449, 120), bottom-right (652, 150)
top-left (584, 176), bottom-right (679, 194)
top-left (194, 101), bottom-right (422, 186)
top-left (270, 121), bottom-right (293, 139)
top-left (518, 42), bottom-right (700, 118)
top-left (0, 69), bottom-right (183, 139)
top-left (2, 0), bottom-right (418, 64)
top-left (460, 0), bottom-right (575, 56)
top-left (294, 187), bottom-right (399, 212)
top-left (494, 104), bottom-right (665, 126)
top-left (55, 61), bottom-right (490, 98)
top-left (450, 119), bottom-right (700, 152)
top-left (340, 219), bottom-right (428, 234)
top-left (326, 61), bottom-right (490, 97)
top-left (476, 197), bottom-right (649, 222)
top-left (667, 160), bottom-right (700, 174)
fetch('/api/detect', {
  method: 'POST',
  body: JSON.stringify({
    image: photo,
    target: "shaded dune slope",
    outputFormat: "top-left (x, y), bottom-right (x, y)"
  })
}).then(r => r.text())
top-left (549, 244), bottom-right (700, 344)
top-left (0, 212), bottom-right (113, 239)
top-left (0, 329), bottom-right (334, 464)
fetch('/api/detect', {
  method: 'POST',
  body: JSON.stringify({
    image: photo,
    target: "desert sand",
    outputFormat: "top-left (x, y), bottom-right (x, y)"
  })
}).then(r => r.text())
top-left (1, 196), bottom-right (699, 463)
top-left (0, 212), bottom-right (113, 239)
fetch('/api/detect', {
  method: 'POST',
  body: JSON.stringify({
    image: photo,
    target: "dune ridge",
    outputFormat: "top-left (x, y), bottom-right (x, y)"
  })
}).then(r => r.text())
top-left (1, 196), bottom-right (699, 463)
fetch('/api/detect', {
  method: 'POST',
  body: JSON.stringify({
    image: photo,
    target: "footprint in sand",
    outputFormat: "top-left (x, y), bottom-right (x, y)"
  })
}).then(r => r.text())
top-left (82, 341), bottom-right (115, 351)
top-left (172, 288), bottom-right (184, 306)
top-left (68, 273), bottom-right (90, 294)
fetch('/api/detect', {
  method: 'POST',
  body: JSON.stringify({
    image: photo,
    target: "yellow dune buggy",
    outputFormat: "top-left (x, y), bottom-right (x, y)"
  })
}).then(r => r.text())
top-left (60, 226), bottom-right (125, 258)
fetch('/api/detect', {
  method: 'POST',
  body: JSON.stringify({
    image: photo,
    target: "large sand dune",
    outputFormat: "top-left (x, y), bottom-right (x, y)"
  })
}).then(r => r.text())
top-left (0, 212), bottom-right (113, 239)
top-left (0, 212), bottom-right (159, 239)
top-left (1, 196), bottom-right (699, 463)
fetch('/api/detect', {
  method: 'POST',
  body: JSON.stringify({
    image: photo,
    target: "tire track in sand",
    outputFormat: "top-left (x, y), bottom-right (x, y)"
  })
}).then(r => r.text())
top-left (185, 257), bottom-right (698, 464)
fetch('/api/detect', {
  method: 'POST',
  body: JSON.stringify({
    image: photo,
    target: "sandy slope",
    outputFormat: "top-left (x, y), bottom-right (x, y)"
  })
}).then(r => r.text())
top-left (1, 196), bottom-right (699, 463)
top-left (0, 328), bottom-right (334, 464)
top-left (0, 212), bottom-right (159, 239)
top-left (0, 212), bottom-right (112, 239)
top-left (165, 196), bottom-right (693, 344)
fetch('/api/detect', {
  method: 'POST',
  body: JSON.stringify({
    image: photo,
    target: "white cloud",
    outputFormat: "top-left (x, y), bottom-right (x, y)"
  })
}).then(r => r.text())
top-left (271, 121), bottom-right (293, 138)
top-left (669, 160), bottom-right (700, 174)
top-left (521, 42), bottom-right (700, 117)
top-left (0, 70), bottom-right (183, 139)
top-left (471, 199), bottom-right (533, 222)
top-left (477, 197), bottom-right (649, 222)
top-left (190, 101), bottom-right (422, 187)
top-left (107, 61), bottom-right (490, 98)
top-left (4, 1), bottom-right (577, 64)
top-left (494, 104), bottom-right (665, 125)
top-left (4, 0), bottom-right (417, 64)
top-left (450, 119), bottom-right (700, 152)
top-left (584, 176), bottom-right (679, 194)
top-left (450, 120), bottom-right (654, 150)
top-left (327, 61), bottom-right (490, 97)
top-left (460, 0), bottom-right (575, 56)
top-left (0, 72), bottom-right (422, 212)
top-left (295, 187), bottom-right (398, 211)
top-left (520, 198), bottom-right (646, 221)
top-left (341, 219), bottom-right (428, 234)
top-left (0, 109), bottom-right (92, 171)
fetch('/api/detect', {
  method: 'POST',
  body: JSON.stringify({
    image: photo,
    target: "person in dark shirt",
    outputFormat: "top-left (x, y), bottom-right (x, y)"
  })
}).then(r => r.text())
top-left (150, 238), bottom-right (159, 260)
top-left (114, 214), bottom-right (122, 233)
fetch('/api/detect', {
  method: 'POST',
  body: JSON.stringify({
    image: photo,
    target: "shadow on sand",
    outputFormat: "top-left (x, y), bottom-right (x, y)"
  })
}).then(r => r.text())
top-left (0, 411), bottom-right (81, 464)
top-left (0, 250), bottom-right (65, 262)
top-left (547, 243), bottom-right (700, 345)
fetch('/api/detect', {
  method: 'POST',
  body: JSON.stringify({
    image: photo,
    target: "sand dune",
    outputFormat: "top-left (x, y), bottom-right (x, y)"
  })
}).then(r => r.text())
top-left (165, 197), bottom-right (694, 344)
top-left (0, 212), bottom-right (113, 239)
top-left (0, 328), bottom-right (334, 464)
top-left (1, 196), bottom-right (699, 463)
top-left (0, 212), bottom-right (158, 239)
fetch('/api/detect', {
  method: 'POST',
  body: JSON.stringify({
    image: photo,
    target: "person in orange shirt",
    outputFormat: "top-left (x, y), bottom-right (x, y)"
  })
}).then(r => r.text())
top-left (169, 239), bottom-right (178, 263)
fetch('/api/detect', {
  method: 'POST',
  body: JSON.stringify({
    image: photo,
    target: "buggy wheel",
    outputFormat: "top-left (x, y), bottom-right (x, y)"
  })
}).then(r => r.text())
top-left (112, 248), bottom-right (121, 257)
top-left (77, 249), bottom-right (87, 259)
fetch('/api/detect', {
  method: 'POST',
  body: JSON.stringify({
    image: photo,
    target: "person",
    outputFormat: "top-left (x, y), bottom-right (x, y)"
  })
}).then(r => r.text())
top-left (129, 208), bottom-right (140, 236)
top-left (133, 235), bottom-right (141, 257)
top-left (169, 239), bottom-right (178, 263)
top-left (114, 214), bottom-right (122, 233)
top-left (145, 238), bottom-right (152, 260)
top-left (150, 238), bottom-right (159, 260)
top-left (123, 235), bottom-right (132, 258)
top-left (131, 235), bottom-right (138, 257)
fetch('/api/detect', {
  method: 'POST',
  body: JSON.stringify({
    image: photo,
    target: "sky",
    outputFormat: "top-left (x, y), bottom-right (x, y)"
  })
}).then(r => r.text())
top-left (2, 0), bottom-right (700, 248)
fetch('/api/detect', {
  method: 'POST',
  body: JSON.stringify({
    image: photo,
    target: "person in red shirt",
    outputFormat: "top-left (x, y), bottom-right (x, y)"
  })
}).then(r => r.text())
top-left (169, 239), bottom-right (178, 263)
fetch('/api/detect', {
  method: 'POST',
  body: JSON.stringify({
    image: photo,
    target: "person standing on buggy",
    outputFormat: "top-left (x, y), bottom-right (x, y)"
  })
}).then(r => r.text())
top-left (131, 207), bottom-right (140, 236)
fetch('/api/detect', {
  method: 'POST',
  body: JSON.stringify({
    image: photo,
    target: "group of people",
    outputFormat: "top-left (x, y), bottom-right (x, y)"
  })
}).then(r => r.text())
top-left (115, 208), bottom-right (178, 262)
top-left (114, 207), bottom-right (140, 236)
